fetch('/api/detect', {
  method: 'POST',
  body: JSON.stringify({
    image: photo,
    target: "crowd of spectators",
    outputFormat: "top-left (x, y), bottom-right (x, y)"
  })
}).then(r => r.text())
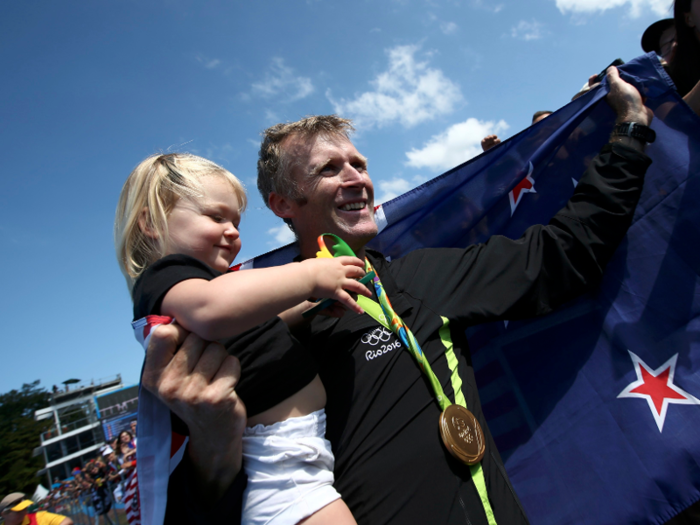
top-left (38, 424), bottom-right (137, 524)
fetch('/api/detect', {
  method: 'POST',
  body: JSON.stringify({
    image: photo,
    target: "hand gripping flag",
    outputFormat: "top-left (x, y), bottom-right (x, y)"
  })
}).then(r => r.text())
top-left (133, 53), bottom-right (700, 523)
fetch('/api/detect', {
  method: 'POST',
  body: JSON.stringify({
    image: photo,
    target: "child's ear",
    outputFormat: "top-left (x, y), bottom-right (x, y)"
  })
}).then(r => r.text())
top-left (138, 208), bottom-right (159, 239)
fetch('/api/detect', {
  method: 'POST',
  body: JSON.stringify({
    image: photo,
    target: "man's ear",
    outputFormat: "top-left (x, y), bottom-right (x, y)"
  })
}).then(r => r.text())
top-left (268, 192), bottom-right (296, 220)
top-left (138, 208), bottom-right (159, 239)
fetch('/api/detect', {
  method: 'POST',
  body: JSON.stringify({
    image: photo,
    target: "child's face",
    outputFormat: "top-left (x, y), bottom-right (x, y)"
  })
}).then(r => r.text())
top-left (165, 175), bottom-right (242, 272)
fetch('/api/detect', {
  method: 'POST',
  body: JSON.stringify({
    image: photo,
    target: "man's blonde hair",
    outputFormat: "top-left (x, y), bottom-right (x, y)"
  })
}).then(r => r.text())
top-left (115, 153), bottom-right (247, 293)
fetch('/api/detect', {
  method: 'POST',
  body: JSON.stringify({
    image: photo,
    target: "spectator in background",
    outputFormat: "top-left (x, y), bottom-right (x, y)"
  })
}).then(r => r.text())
top-left (117, 430), bottom-right (135, 450)
top-left (669, 0), bottom-right (700, 114)
top-left (642, 19), bottom-right (677, 63)
top-left (0, 493), bottom-right (73, 525)
top-left (576, 4), bottom-right (699, 113)
top-left (85, 461), bottom-right (115, 525)
top-left (117, 443), bottom-right (136, 467)
top-left (531, 110), bottom-right (552, 124)
top-left (481, 110), bottom-right (552, 152)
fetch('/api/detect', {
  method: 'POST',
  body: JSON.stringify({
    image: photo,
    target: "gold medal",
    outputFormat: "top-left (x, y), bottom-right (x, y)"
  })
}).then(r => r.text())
top-left (439, 404), bottom-right (486, 465)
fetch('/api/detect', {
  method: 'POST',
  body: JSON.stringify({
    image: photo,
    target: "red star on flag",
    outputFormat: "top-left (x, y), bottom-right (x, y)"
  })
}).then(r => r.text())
top-left (618, 350), bottom-right (700, 432)
top-left (509, 162), bottom-right (536, 215)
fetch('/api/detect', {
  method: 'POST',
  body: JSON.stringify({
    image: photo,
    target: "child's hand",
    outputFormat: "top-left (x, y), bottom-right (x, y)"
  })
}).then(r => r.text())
top-left (302, 256), bottom-right (371, 314)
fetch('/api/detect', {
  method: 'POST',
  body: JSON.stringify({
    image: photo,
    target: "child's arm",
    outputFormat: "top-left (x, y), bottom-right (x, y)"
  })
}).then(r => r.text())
top-left (160, 256), bottom-right (370, 340)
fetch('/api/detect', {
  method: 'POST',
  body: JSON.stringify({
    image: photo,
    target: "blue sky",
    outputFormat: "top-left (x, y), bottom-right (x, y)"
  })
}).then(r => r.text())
top-left (0, 0), bottom-right (672, 392)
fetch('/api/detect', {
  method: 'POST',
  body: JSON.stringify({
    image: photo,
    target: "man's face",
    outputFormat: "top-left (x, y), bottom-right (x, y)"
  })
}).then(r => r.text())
top-left (278, 134), bottom-right (377, 254)
top-left (2, 509), bottom-right (26, 525)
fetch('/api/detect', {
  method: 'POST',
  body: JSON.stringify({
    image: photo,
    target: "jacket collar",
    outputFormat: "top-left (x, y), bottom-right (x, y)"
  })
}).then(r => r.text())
top-left (365, 249), bottom-right (412, 317)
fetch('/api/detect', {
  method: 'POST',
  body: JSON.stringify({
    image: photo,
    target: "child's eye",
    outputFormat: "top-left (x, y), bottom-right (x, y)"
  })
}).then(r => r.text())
top-left (210, 215), bottom-right (224, 223)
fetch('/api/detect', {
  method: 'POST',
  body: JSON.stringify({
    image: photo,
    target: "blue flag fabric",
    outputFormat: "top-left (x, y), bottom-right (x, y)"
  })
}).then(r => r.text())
top-left (242, 52), bottom-right (700, 524)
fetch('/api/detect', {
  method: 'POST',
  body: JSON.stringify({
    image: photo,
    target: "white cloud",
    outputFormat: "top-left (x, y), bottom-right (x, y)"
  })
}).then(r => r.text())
top-left (470, 0), bottom-right (505, 13)
top-left (268, 223), bottom-right (296, 245)
top-left (554, 0), bottom-right (669, 17)
top-left (511, 19), bottom-right (545, 40)
top-left (252, 58), bottom-right (314, 101)
top-left (195, 55), bottom-right (221, 69)
top-left (328, 45), bottom-right (462, 129)
top-left (405, 118), bottom-right (509, 171)
top-left (441, 21), bottom-right (459, 34)
top-left (377, 175), bottom-right (428, 204)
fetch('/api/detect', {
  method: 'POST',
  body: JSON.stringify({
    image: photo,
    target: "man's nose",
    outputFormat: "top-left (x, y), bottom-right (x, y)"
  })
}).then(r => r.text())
top-left (342, 164), bottom-right (367, 186)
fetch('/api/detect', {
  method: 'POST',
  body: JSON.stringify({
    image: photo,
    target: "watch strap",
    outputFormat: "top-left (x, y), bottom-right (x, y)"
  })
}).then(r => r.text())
top-left (612, 122), bottom-right (656, 143)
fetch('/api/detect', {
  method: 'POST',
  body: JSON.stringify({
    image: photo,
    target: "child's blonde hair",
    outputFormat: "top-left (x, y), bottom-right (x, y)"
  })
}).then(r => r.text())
top-left (115, 153), bottom-right (247, 293)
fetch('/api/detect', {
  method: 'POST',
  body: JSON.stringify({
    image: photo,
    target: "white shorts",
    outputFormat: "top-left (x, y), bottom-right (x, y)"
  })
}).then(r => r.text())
top-left (241, 409), bottom-right (341, 525)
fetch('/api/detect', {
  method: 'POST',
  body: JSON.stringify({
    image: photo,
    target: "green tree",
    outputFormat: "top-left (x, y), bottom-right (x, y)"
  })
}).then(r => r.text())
top-left (0, 381), bottom-right (52, 496)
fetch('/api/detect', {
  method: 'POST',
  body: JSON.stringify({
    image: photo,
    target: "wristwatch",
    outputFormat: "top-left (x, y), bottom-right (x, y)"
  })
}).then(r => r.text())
top-left (612, 122), bottom-right (656, 144)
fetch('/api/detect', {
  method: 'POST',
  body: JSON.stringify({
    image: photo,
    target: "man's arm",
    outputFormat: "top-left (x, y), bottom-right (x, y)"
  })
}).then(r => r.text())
top-left (395, 67), bottom-right (653, 324)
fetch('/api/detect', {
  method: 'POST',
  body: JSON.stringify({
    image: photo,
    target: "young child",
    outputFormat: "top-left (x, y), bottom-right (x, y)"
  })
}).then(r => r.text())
top-left (115, 153), bottom-right (369, 525)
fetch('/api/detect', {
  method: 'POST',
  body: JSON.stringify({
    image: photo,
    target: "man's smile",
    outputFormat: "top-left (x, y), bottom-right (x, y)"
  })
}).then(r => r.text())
top-left (338, 201), bottom-right (368, 211)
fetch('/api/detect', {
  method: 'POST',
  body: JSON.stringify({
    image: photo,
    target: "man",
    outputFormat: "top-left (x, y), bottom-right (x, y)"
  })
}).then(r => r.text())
top-left (144, 67), bottom-right (652, 524)
top-left (0, 493), bottom-right (73, 525)
top-left (481, 110), bottom-right (552, 151)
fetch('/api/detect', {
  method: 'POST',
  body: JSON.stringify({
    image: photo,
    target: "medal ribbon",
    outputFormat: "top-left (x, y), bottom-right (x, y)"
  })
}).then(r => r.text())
top-left (359, 258), bottom-right (497, 525)
top-left (361, 259), bottom-right (450, 411)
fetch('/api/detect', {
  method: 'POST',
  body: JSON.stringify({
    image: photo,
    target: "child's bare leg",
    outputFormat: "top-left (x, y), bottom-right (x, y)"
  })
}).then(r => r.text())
top-left (299, 499), bottom-right (356, 525)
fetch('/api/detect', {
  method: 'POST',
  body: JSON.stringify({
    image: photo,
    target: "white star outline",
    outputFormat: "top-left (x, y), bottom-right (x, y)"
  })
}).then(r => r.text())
top-left (508, 161), bottom-right (536, 216)
top-left (617, 350), bottom-right (700, 432)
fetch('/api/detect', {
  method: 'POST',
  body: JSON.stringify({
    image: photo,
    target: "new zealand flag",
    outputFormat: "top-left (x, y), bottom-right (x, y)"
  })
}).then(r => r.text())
top-left (134, 53), bottom-right (699, 524)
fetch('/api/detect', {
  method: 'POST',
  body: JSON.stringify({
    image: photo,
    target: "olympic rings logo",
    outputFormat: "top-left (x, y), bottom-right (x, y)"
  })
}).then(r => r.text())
top-left (361, 327), bottom-right (393, 346)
